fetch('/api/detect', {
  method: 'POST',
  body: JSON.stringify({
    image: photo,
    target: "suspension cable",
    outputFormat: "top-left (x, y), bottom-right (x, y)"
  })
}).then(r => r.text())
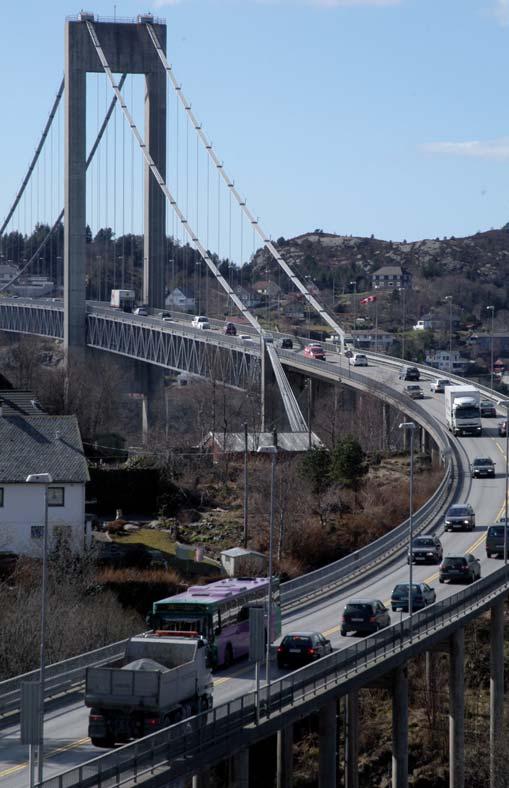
top-left (0, 74), bottom-right (128, 294)
top-left (145, 23), bottom-right (346, 345)
top-left (0, 79), bottom-right (64, 237)
top-left (85, 20), bottom-right (262, 333)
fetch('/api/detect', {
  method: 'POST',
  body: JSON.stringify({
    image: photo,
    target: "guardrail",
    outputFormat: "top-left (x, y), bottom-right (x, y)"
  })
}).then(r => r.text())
top-left (39, 564), bottom-right (509, 788)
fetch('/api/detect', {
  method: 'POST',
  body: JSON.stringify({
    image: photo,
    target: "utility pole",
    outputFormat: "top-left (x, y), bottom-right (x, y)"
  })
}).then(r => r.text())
top-left (243, 422), bottom-right (248, 548)
top-left (307, 379), bottom-right (312, 449)
top-left (487, 305), bottom-right (495, 390)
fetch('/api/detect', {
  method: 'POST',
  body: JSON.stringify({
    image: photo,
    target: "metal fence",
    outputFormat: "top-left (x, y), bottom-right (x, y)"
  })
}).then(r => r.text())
top-left (39, 565), bottom-right (509, 788)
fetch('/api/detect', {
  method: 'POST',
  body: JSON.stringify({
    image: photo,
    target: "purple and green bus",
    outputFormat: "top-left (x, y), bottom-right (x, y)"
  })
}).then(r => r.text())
top-left (147, 577), bottom-right (281, 668)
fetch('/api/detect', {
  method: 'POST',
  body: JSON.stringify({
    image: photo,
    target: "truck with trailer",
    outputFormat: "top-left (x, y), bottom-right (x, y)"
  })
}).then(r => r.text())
top-left (444, 385), bottom-right (482, 436)
top-left (110, 289), bottom-right (135, 312)
top-left (85, 632), bottom-right (213, 747)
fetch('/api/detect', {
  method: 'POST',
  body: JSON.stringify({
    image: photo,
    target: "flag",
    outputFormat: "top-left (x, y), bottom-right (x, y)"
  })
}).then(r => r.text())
top-left (360, 295), bottom-right (377, 304)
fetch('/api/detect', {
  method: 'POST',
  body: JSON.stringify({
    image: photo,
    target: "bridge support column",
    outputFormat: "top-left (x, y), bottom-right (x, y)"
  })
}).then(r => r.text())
top-left (490, 598), bottom-right (505, 788)
top-left (276, 724), bottom-right (293, 788)
top-left (192, 771), bottom-right (210, 788)
top-left (345, 690), bottom-right (359, 788)
top-left (319, 699), bottom-right (337, 788)
top-left (391, 664), bottom-right (408, 788)
top-left (449, 627), bottom-right (465, 788)
top-left (230, 748), bottom-right (249, 788)
top-left (382, 402), bottom-right (390, 452)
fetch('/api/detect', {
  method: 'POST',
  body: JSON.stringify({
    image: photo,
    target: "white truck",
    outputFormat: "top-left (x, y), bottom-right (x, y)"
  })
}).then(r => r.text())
top-left (110, 289), bottom-right (135, 312)
top-left (85, 633), bottom-right (213, 747)
top-left (445, 385), bottom-right (482, 437)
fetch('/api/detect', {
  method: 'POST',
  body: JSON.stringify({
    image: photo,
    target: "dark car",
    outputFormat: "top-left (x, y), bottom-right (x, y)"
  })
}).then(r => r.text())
top-left (444, 503), bottom-right (475, 532)
top-left (499, 421), bottom-right (507, 437)
top-left (279, 337), bottom-right (294, 349)
top-left (391, 582), bottom-right (436, 612)
top-left (439, 553), bottom-right (481, 584)
top-left (480, 399), bottom-right (497, 418)
top-left (408, 535), bottom-right (443, 564)
top-left (486, 525), bottom-right (509, 558)
top-left (399, 365), bottom-right (420, 381)
top-left (470, 457), bottom-right (495, 478)
top-left (158, 310), bottom-right (171, 319)
top-left (0, 551), bottom-right (18, 579)
top-left (276, 632), bottom-right (332, 669)
top-left (224, 322), bottom-right (237, 336)
top-left (340, 599), bottom-right (390, 637)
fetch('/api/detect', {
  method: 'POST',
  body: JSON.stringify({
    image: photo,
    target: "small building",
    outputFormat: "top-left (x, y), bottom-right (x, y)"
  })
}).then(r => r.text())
top-left (165, 287), bottom-right (196, 311)
top-left (351, 330), bottom-right (395, 351)
top-left (424, 350), bottom-right (467, 374)
top-left (413, 317), bottom-right (432, 331)
top-left (253, 281), bottom-right (282, 298)
top-left (234, 286), bottom-right (261, 309)
top-left (0, 396), bottom-right (90, 556)
top-left (371, 266), bottom-right (412, 290)
top-left (220, 547), bottom-right (267, 578)
top-left (467, 333), bottom-right (509, 357)
top-left (200, 431), bottom-right (322, 460)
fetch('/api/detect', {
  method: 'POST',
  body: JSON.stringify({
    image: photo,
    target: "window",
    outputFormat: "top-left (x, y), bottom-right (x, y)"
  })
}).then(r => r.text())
top-left (31, 525), bottom-right (44, 539)
top-left (0, 488), bottom-right (3, 507)
top-left (48, 487), bottom-right (64, 507)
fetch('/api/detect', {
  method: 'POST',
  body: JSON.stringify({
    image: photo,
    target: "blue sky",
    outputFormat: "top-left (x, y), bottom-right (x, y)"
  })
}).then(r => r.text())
top-left (2, 0), bottom-right (509, 242)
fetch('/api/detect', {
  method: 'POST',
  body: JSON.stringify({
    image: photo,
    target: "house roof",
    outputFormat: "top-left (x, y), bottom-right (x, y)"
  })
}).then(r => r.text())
top-left (372, 266), bottom-right (404, 277)
top-left (221, 547), bottom-right (265, 559)
top-left (0, 390), bottom-right (46, 416)
top-left (0, 414), bottom-right (89, 483)
top-left (202, 431), bottom-right (322, 453)
top-left (170, 287), bottom-right (195, 299)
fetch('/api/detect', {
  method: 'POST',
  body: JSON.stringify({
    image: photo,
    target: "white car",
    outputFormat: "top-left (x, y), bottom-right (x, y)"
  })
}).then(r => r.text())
top-left (192, 315), bottom-right (210, 330)
top-left (430, 378), bottom-right (451, 393)
top-left (239, 334), bottom-right (255, 343)
top-left (349, 353), bottom-right (368, 367)
top-left (134, 307), bottom-right (148, 316)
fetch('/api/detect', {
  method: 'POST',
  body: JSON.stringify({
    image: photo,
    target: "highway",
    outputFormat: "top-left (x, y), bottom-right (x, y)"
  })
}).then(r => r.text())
top-left (0, 347), bottom-right (505, 786)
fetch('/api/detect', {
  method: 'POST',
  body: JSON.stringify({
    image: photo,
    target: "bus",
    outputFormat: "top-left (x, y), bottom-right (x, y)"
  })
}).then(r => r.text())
top-left (147, 577), bottom-right (281, 668)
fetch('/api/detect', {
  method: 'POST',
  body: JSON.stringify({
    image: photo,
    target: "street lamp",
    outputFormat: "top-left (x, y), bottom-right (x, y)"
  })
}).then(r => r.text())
top-left (398, 423), bottom-right (416, 635)
top-left (444, 296), bottom-right (453, 372)
top-left (500, 401), bottom-right (509, 566)
top-left (350, 281), bottom-right (357, 347)
top-left (26, 472), bottom-right (53, 785)
top-left (256, 444), bottom-right (277, 710)
top-left (487, 305), bottom-right (495, 391)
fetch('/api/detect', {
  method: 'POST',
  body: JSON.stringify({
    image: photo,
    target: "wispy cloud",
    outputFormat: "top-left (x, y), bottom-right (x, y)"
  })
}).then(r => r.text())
top-left (494, 0), bottom-right (509, 26)
top-left (420, 138), bottom-right (509, 161)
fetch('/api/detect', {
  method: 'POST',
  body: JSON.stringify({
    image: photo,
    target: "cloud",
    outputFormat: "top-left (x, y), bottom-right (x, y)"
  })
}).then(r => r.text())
top-left (420, 138), bottom-right (509, 161)
top-left (494, 0), bottom-right (509, 26)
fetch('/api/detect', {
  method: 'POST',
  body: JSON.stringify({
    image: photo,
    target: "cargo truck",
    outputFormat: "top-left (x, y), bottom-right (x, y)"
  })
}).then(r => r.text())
top-left (85, 632), bottom-right (213, 747)
top-left (110, 289), bottom-right (135, 312)
top-left (444, 385), bottom-right (481, 436)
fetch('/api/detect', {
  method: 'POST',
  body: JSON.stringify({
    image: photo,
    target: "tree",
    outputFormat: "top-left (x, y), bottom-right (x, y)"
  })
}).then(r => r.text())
top-left (331, 436), bottom-right (367, 488)
top-left (299, 446), bottom-right (332, 496)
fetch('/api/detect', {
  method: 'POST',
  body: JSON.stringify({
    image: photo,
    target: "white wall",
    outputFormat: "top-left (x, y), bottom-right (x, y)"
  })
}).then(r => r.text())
top-left (0, 483), bottom-right (86, 556)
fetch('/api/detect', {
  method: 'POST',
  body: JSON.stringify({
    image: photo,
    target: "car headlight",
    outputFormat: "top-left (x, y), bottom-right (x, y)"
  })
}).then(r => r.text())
top-left (464, 520), bottom-right (470, 524)
top-left (445, 520), bottom-right (451, 525)
top-left (426, 552), bottom-right (434, 556)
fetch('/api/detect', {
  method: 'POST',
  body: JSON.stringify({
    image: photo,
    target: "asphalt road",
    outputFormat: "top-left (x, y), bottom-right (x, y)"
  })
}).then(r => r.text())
top-left (0, 345), bottom-right (505, 786)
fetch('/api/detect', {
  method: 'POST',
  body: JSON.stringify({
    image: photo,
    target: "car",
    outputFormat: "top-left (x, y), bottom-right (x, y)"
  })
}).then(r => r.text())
top-left (408, 535), bottom-right (443, 564)
top-left (430, 378), bottom-right (451, 393)
top-left (223, 322), bottom-right (237, 336)
top-left (406, 384), bottom-right (424, 400)
top-left (279, 337), bottom-right (294, 349)
top-left (158, 311), bottom-right (171, 319)
top-left (349, 353), bottom-right (368, 367)
top-left (444, 503), bottom-right (475, 532)
top-left (391, 582), bottom-right (436, 612)
top-left (276, 631), bottom-right (332, 669)
top-left (498, 420), bottom-right (507, 437)
top-left (439, 554), bottom-right (481, 584)
top-left (340, 599), bottom-right (390, 636)
top-left (486, 524), bottom-right (509, 558)
top-left (480, 399), bottom-right (497, 418)
top-left (162, 317), bottom-right (173, 323)
top-left (263, 332), bottom-right (274, 344)
top-left (304, 344), bottom-right (325, 361)
top-left (133, 307), bottom-right (148, 316)
top-left (399, 365), bottom-right (420, 381)
top-left (470, 457), bottom-right (495, 478)
top-left (239, 334), bottom-right (255, 343)
top-left (497, 515), bottom-right (509, 524)
top-left (192, 315), bottom-right (210, 329)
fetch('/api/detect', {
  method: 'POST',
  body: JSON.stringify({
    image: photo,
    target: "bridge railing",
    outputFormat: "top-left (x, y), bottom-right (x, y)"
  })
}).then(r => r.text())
top-left (38, 565), bottom-right (509, 788)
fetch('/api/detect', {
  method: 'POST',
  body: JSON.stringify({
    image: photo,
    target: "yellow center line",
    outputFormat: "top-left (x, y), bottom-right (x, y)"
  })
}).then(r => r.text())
top-left (0, 738), bottom-right (90, 779)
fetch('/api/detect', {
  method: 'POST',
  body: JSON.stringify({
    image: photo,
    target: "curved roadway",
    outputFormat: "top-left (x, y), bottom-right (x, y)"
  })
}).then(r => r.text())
top-left (0, 314), bottom-right (506, 786)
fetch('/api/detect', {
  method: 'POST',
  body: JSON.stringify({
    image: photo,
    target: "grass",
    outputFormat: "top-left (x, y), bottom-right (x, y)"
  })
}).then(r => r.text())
top-left (112, 528), bottom-right (219, 567)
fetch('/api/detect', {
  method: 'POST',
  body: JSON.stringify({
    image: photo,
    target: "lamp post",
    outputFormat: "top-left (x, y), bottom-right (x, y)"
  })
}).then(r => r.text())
top-left (401, 287), bottom-right (406, 360)
top-left (398, 423), bottom-right (416, 635)
top-left (26, 472), bottom-right (53, 785)
top-left (500, 401), bottom-right (509, 566)
top-left (256, 444), bottom-right (277, 710)
top-left (487, 305), bottom-right (495, 391)
top-left (350, 281), bottom-right (357, 347)
top-left (444, 296), bottom-right (453, 372)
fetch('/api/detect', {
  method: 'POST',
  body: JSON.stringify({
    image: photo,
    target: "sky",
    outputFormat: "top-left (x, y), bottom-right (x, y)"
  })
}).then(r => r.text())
top-left (2, 0), bottom-right (509, 243)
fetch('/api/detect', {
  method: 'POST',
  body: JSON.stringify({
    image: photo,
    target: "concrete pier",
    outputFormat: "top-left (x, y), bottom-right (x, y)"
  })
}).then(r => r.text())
top-left (319, 699), bottom-right (337, 788)
top-left (490, 598), bottom-right (505, 788)
top-left (392, 664), bottom-right (408, 788)
top-left (449, 628), bottom-right (465, 788)
top-left (276, 725), bottom-right (293, 788)
top-left (345, 690), bottom-right (359, 788)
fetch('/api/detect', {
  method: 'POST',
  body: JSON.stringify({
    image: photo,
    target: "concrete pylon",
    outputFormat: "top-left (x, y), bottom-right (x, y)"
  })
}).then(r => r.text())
top-left (490, 598), bottom-right (505, 788)
top-left (391, 664), bottom-right (409, 788)
top-left (230, 749), bottom-right (249, 788)
top-left (319, 699), bottom-right (337, 788)
top-left (345, 690), bottom-right (359, 788)
top-left (449, 628), bottom-right (465, 788)
top-left (277, 725), bottom-right (293, 788)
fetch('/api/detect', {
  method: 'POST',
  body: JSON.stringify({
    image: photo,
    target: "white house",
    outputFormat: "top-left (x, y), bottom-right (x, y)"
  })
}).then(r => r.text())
top-left (165, 287), bottom-right (196, 311)
top-left (0, 395), bottom-right (90, 557)
top-left (424, 350), bottom-right (467, 374)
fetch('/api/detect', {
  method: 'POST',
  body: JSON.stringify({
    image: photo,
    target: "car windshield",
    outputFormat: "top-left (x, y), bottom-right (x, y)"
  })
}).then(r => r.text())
top-left (393, 584), bottom-right (420, 593)
top-left (448, 507), bottom-right (470, 517)
top-left (345, 603), bottom-right (372, 613)
top-left (438, 380), bottom-right (450, 385)
top-left (408, 385), bottom-right (420, 390)
top-left (488, 527), bottom-right (506, 537)
top-left (282, 636), bottom-right (312, 648)
top-left (455, 405), bottom-right (480, 419)
top-left (481, 400), bottom-right (492, 406)
top-left (443, 558), bottom-right (466, 568)
top-left (473, 458), bottom-right (492, 466)
top-left (413, 538), bottom-right (434, 547)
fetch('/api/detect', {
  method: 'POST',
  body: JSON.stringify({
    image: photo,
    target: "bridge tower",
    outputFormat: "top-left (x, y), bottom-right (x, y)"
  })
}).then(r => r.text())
top-left (64, 13), bottom-right (166, 354)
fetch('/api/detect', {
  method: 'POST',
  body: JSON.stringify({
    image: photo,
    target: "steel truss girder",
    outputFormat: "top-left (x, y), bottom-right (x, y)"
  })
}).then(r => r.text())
top-left (0, 303), bottom-right (64, 339)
